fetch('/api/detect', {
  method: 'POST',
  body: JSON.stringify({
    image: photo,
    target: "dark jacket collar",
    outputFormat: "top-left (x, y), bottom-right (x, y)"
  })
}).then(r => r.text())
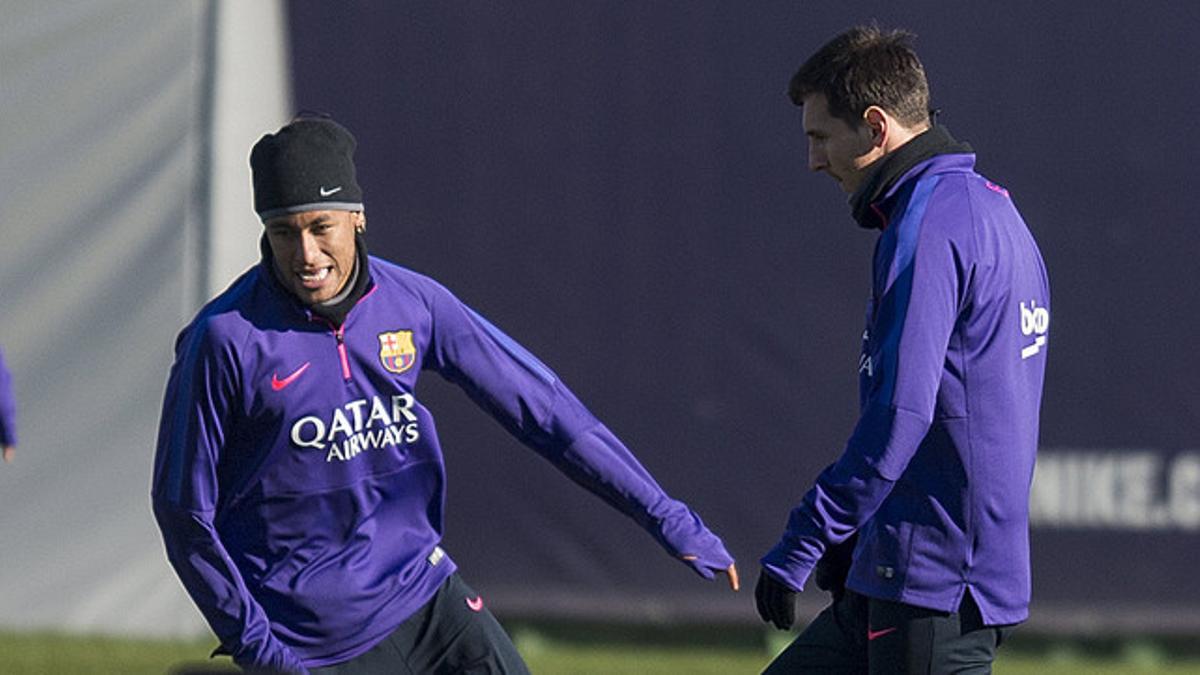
top-left (258, 232), bottom-right (373, 327)
top-left (849, 125), bottom-right (973, 230)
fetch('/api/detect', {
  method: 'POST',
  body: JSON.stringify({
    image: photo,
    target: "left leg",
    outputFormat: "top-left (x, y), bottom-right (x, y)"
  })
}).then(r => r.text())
top-left (313, 573), bottom-right (530, 675)
top-left (404, 574), bottom-right (529, 675)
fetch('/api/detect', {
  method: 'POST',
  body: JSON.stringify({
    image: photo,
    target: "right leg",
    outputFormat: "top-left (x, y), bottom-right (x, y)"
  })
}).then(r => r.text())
top-left (762, 591), bottom-right (868, 674)
top-left (865, 591), bottom-right (1010, 675)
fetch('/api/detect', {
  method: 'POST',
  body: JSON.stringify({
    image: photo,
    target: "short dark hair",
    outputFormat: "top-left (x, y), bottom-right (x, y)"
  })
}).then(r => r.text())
top-left (788, 25), bottom-right (930, 128)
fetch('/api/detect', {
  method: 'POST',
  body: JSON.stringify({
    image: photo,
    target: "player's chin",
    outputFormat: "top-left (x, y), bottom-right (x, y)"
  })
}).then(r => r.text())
top-left (293, 278), bottom-right (343, 304)
top-left (292, 285), bottom-right (334, 306)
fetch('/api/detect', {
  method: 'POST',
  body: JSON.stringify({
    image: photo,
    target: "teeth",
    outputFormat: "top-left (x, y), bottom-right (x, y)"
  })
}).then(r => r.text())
top-left (298, 268), bottom-right (330, 283)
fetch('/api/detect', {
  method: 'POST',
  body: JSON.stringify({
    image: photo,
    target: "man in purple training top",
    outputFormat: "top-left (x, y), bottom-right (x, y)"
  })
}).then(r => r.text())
top-left (0, 347), bottom-right (16, 464)
top-left (756, 26), bottom-right (1050, 673)
top-left (152, 115), bottom-right (738, 674)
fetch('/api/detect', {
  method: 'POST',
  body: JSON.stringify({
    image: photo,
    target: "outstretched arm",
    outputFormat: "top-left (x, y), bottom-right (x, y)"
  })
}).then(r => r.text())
top-left (426, 285), bottom-right (737, 589)
top-left (546, 416), bottom-right (739, 589)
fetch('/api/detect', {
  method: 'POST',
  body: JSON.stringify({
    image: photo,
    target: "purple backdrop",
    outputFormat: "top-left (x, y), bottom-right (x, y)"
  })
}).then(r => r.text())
top-left (285, 2), bottom-right (1200, 631)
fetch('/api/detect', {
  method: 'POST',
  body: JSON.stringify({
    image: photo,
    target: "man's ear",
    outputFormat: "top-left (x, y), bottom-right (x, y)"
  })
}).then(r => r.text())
top-left (863, 106), bottom-right (888, 149)
top-left (354, 212), bottom-right (366, 233)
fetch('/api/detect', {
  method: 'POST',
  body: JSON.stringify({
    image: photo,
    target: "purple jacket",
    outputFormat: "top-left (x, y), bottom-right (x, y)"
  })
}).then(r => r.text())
top-left (762, 150), bottom-right (1050, 625)
top-left (0, 348), bottom-right (15, 447)
top-left (152, 255), bottom-right (732, 672)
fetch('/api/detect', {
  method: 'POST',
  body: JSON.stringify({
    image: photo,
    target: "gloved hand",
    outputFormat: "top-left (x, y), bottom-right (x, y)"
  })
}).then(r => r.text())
top-left (813, 532), bottom-right (857, 601)
top-left (755, 568), bottom-right (798, 630)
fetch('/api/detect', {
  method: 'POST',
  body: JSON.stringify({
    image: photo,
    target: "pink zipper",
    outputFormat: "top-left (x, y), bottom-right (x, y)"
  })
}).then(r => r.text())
top-left (334, 326), bottom-right (351, 380)
top-left (310, 284), bottom-right (376, 382)
top-left (310, 315), bottom-right (352, 381)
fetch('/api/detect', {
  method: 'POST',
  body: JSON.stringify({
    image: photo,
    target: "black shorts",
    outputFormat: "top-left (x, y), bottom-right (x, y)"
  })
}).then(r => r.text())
top-left (311, 573), bottom-right (530, 675)
top-left (763, 590), bottom-right (1014, 675)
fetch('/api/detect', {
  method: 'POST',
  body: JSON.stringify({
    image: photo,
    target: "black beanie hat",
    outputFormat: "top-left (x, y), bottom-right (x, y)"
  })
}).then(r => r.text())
top-left (250, 116), bottom-right (364, 221)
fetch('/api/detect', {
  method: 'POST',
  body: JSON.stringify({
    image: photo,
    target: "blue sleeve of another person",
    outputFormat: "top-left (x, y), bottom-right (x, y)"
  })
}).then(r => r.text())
top-left (0, 347), bottom-right (16, 447)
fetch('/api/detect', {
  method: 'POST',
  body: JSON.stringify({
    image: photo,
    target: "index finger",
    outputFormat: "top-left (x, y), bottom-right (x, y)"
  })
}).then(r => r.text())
top-left (680, 556), bottom-right (740, 591)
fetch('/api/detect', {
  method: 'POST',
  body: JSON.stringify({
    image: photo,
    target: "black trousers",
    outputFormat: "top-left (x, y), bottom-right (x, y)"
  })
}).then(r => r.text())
top-left (311, 574), bottom-right (530, 675)
top-left (762, 591), bottom-right (1013, 674)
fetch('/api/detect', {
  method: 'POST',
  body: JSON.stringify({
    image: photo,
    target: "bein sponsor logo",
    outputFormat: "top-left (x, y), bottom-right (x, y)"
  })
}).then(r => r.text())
top-left (1020, 300), bottom-right (1049, 359)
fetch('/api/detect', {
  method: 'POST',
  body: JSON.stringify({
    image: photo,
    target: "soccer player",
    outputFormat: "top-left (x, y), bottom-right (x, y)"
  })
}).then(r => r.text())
top-left (756, 26), bottom-right (1050, 673)
top-left (0, 347), bottom-right (16, 464)
top-left (152, 115), bottom-right (738, 674)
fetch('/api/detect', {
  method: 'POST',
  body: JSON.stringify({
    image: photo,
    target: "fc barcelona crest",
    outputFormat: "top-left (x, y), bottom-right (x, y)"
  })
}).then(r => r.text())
top-left (378, 330), bottom-right (417, 374)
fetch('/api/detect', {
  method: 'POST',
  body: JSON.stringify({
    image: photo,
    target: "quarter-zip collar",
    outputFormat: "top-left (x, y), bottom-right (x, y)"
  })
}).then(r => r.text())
top-left (849, 125), bottom-right (973, 230)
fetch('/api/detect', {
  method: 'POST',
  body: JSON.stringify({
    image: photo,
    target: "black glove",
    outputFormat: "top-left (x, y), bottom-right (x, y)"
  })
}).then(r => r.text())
top-left (813, 532), bottom-right (858, 601)
top-left (755, 568), bottom-right (798, 630)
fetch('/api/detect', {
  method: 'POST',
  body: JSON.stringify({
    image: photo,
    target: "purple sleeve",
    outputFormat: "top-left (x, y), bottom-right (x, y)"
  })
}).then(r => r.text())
top-left (0, 349), bottom-right (16, 447)
top-left (151, 325), bottom-right (308, 674)
top-left (426, 286), bottom-right (733, 576)
top-left (762, 189), bottom-right (964, 590)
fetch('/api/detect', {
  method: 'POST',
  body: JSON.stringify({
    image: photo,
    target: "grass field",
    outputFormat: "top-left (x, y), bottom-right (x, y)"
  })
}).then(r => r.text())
top-left (4, 627), bottom-right (1200, 674)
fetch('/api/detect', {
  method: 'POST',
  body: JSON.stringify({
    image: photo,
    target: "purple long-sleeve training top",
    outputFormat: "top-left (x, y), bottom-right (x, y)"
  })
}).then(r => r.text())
top-left (152, 255), bottom-right (733, 672)
top-left (762, 150), bottom-right (1050, 626)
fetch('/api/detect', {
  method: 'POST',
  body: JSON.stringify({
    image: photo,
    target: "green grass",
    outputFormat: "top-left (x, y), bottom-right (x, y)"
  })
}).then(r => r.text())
top-left (3, 627), bottom-right (1200, 674)
top-left (0, 630), bottom-right (233, 674)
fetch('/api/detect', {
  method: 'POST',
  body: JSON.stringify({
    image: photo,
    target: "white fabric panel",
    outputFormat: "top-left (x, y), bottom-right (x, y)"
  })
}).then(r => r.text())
top-left (0, 0), bottom-right (289, 638)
